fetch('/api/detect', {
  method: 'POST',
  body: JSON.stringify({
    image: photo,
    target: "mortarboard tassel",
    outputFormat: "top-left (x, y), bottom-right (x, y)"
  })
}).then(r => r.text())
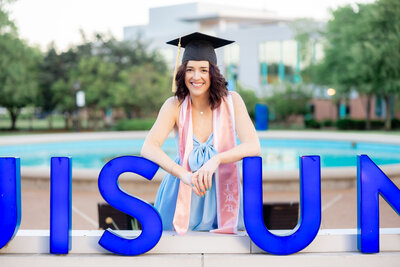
top-left (171, 37), bottom-right (181, 93)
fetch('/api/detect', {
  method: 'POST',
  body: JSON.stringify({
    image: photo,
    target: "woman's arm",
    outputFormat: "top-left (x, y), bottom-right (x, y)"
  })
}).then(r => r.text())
top-left (192, 91), bottom-right (261, 194)
top-left (215, 91), bottom-right (261, 163)
top-left (140, 97), bottom-right (190, 183)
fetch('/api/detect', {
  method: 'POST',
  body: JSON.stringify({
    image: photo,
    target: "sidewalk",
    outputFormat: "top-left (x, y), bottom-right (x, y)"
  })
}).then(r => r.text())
top-left (19, 187), bottom-right (399, 230)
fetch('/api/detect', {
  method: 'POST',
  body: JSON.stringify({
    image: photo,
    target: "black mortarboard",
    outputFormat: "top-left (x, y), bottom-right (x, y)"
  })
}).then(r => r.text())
top-left (167, 32), bottom-right (234, 65)
top-left (167, 32), bottom-right (234, 92)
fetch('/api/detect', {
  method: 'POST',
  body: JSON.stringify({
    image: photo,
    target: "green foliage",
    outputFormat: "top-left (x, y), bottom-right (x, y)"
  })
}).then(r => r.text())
top-left (112, 118), bottom-right (156, 131)
top-left (391, 118), bottom-right (400, 129)
top-left (0, 33), bottom-right (41, 129)
top-left (265, 84), bottom-right (312, 124)
top-left (236, 85), bottom-right (259, 121)
top-left (335, 119), bottom-right (385, 130)
top-left (308, 0), bottom-right (400, 129)
top-left (289, 18), bottom-right (322, 64)
top-left (306, 119), bottom-right (321, 129)
top-left (0, 1), bottom-right (41, 130)
top-left (304, 119), bottom-right (321, 129)
top-left (0, 0), bottom-right (16, 35)
top-left (322, 119), bottom-right (333, 127)
top-left (115, 63), bottom-right (171, 118)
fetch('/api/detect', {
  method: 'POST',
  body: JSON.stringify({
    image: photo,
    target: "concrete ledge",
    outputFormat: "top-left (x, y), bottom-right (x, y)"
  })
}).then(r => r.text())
top-left (1, 253), bottom-right (400, 267)
top-left (1, 229), bottom-right (399, 254)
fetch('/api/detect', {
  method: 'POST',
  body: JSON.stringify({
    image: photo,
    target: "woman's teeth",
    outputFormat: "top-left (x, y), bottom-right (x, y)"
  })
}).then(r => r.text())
top-left (192, 83), bottom-right (203, 88)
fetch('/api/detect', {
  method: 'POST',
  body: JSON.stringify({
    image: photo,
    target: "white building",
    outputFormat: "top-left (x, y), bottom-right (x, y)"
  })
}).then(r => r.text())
top-left (123, 2), bottom-right (323, 95)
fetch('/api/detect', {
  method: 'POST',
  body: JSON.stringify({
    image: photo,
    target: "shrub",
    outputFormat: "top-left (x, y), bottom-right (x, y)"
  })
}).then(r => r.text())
top-left (322, 119), bottom-right (333, 127)
top-left (336, 119), bottom-right (385, 130)
top-left (391, 118), bottom-right (400, 129)
top-left (304, 119), bottom-right (321, 129)
top-left (112, 118), bottom-right (156, 131)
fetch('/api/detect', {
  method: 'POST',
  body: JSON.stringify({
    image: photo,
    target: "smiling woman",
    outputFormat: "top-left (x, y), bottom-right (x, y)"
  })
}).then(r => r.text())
top-left (140, 32), bottom-right (261, 235)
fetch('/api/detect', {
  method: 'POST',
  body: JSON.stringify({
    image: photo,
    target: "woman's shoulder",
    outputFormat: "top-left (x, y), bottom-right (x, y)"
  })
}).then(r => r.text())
top-left (163, 96), bottom-right (180, 110)
top-left (227, 91), bottom-right (244, 106)
top-left (161, 96), bottom-right (180, 124)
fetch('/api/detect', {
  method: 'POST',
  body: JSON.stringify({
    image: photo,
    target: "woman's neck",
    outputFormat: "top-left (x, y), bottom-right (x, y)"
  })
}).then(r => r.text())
top-left (190, 93), bottom-right (210, 112)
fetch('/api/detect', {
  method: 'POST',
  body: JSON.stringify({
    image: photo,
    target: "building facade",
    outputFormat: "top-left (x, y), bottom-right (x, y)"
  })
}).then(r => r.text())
top-left (123, 2), bottom-right (323, 96)
top-left (123, 2), bottom-right (392, 123)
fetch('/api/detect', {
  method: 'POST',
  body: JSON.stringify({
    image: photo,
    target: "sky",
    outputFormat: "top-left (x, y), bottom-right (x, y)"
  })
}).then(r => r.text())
top-left (8, 0), bottom-right (375, 52)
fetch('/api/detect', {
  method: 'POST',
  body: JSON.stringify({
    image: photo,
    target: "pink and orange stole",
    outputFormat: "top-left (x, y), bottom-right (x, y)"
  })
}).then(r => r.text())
top-left (172, 92), bottom-right (240, 235)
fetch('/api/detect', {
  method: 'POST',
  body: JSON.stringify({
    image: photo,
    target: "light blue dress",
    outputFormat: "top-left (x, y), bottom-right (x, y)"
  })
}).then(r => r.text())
top-left (154, 133), bottom-right (245, 231)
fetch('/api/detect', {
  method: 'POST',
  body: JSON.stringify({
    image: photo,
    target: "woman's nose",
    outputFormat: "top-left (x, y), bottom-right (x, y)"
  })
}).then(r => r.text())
top-left (193, 70), bottom-right (200, 79)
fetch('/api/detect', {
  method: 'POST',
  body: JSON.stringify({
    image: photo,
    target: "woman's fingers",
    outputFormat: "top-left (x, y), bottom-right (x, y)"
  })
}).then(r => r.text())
top-left (205, 172), bottom-right (212, 191)
top-left (192, 184), bottom-right (201, 196)
top-left (191, 172), bottom-right (201, 196)
top-left (198, 171), bottom-right (207, 196)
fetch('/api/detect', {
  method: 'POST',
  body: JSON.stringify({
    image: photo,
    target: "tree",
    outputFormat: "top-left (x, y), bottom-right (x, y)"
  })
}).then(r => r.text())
top-left (115, 63), bottom-right (171, 118)
top-left (309, 1), bottom-right (400, 130)
top-left (236, 84), bottom-right (259, 121)
top-left (0, 1), bottom-right (40, 130)
top-left (365, 0), bottom-right (400, 130)
top-left (70, 56), bottom-right (120, 129)
top-left (265, 83), bottom-right (311, 126)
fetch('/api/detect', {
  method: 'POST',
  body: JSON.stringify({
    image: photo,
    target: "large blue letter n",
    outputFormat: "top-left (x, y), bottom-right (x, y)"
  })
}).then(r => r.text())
top-left (357, 155), bottom-right (400, 253)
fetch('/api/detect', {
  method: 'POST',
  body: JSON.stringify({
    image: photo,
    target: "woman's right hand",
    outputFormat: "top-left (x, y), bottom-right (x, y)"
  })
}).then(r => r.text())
top-left (180, 172), bottom-right (201, 196)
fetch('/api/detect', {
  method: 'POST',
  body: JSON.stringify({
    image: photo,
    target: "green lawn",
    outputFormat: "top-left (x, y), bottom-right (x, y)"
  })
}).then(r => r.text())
top-left (2, 114), bottom-right (400, 136)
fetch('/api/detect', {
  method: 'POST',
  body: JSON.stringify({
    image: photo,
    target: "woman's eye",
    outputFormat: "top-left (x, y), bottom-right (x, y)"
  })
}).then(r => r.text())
top-left (186, 69), bottom-right (193, 72)
top-left (202, 70), bottom-right (208, 73)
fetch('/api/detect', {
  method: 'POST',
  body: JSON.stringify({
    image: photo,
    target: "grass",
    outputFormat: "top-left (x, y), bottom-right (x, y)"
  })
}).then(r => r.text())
top-left (2, 114), bottom-right (400, 136)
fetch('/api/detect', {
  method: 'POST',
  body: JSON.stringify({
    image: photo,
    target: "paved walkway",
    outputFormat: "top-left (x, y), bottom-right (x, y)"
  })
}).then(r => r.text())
top-left (20, 187), bottom-right (399, 230)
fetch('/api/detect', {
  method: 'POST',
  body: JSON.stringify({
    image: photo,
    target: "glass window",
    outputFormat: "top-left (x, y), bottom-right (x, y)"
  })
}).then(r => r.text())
top-left (224, 43), bottom-right (240, 82)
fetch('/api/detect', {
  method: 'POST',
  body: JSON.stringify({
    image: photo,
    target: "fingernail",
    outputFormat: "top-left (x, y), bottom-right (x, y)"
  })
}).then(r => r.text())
top-left (201, 189), bottom-right (204, 193)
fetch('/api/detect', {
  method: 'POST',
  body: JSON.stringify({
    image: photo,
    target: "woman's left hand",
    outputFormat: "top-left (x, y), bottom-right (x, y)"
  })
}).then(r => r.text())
top-left (192, 155), bottom-right (220, 195)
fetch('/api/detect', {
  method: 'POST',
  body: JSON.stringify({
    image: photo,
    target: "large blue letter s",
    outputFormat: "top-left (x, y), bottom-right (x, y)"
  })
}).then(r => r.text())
top-left (98, 156), bottom-right (162, 255)
top-left (243, 156), bottom-right (321, 255)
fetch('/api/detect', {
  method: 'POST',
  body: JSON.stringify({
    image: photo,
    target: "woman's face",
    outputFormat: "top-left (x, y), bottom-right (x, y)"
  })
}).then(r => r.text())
top-left (185, 60), bottom-right (211, 97)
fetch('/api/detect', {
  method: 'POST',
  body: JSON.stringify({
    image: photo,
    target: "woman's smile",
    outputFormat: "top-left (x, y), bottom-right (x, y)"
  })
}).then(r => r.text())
top-left (190, 82), bottom-right (205, 89)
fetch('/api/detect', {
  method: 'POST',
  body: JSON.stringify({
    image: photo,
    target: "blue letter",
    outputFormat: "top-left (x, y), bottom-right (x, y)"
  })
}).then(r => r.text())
top-left (98, 156), bottom-right (162, 256)
top-left (243, 156), bottom-right (321, 255)
top-left (0, 158), bottom-right (21, 250)
top-left (50, 157), bottom-right (72, 254)
top-left (357, 155), bottom-right (400, 253)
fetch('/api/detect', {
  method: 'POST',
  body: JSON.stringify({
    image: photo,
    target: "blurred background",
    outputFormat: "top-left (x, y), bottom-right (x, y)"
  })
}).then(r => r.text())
top-left (1, 0), bottom-right (399, 231)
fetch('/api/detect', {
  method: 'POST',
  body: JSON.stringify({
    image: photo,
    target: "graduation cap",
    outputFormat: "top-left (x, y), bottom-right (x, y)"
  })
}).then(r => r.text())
top-left (167, 32), bottom-right (234, 92)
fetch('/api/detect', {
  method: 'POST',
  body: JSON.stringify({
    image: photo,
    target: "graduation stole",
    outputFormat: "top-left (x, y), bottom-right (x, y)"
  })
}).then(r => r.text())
top-left (173, 92), bottom-right (240, 235)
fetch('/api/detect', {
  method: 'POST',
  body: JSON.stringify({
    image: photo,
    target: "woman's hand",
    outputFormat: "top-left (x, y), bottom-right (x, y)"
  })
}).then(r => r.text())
top-left (180, 171), bottom-right (201, 196)
top-left (192, 155), bottom-right (220, 197)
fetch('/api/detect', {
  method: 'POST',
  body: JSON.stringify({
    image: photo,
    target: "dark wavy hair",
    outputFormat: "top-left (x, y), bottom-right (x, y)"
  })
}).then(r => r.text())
top-left (174, 61), bottom-right (228, 110)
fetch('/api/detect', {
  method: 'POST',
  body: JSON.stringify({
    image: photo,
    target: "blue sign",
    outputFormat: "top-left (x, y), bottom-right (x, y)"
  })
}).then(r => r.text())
top-left (98, 156), bottom-right (162, 256)
top-left (0, 158), bottom-right (21, 250)
top-left (0, 155), bottom-right (399, 256)
top-left (244, 156), bottom-right (321, 255)
top-left (357, 155), bottom-right (400, 253)
top-left (50, 157), bottom-right (72, 254)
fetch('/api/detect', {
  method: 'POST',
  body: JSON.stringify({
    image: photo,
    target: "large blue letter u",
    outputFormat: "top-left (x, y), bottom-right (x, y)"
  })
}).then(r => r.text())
top-left (243, 156), bottom-right (321, 255)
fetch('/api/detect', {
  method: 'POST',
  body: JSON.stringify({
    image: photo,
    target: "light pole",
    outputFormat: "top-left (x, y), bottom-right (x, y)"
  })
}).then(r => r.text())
top-left (73, 81), bottom-right (85, 132)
